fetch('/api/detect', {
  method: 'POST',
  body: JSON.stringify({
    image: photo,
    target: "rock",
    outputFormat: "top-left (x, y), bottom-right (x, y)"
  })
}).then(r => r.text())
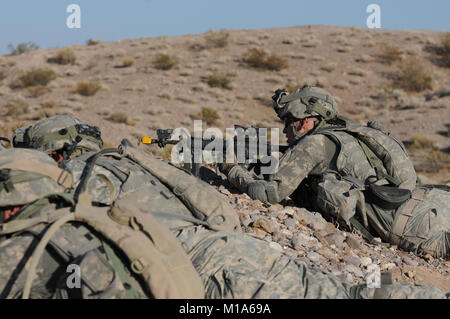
top-left (324, 232), bottom-right (345, 250)
top-left (331, 269), bottom-right (342, 277)
top-left (317, 247), bottom-right (338, 261)
top-left (345, 235), bottom-right (364, 251)
top-left (406, 270), bottom-right (416, 279)
top-left (295, 257), bottom-right (310, 266)
top-left (344, 265), bottom-right (363, 278)
top-left (291, 233), bottom-right (315, 250)
top-left (344, 256), bottom-right (361, 267)
top-left (307, 252), bottom-right (321, 263)
top-left (381, 263), bottom-right (396, 270)
top-left (424, 253), bottom-right (433, 261)
top-left (361, 257), bottom-right (372, 267)
top-left (269, 241), bottom-right (283, 252)
top-left (268, 204), bottom-right (283, 213)
top-left (239, 214), bottom-right (252, 227)
top-left (249, 211), bottom-right (261, 222)
top-left (307, 213), bottom-right (327, 231)
top-left (284, 217), bottom-right (299, 231)
top-left (253, 219), bottom-right (273, 233)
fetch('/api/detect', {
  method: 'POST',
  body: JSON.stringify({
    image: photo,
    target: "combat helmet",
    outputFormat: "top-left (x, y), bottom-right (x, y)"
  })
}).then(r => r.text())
top-left (12, 115), bottom-right (103, 161)
top-left (0, 149), bottom-right (73, 222)
top-left (272, 85), bottom-right (339, 122)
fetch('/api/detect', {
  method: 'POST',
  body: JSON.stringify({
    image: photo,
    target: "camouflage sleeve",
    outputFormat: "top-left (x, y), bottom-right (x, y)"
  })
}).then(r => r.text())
top-left (227, 134), bottom-right (336, 203)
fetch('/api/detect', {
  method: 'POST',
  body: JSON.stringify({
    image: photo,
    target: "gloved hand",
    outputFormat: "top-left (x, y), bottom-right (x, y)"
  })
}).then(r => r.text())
top-left (218, 163), bottom-right (237, 176)
top-left (246, 180), bottom-right (269, 202)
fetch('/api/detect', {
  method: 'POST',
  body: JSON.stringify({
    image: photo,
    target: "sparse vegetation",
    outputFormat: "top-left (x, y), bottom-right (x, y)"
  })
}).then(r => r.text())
top-left (152, 54), bottom-right (179, 70)
top-left (394, 58), bottom-right (432, 92)
top-left (27, 85), bottom-right (48, 98)
top-left (441, 33), bottom-right (450, 67)
top-left (5, 99), bottom-right (29, 116)
top-left (380, 45), bottom-right (403, 65)
top-left (407, 135), bottom-right (450, 174)
top-left (76, 81), bottom-right (102, 96)
top-left (8, 42), bottom-right (39, 55)
top-left (86, 39), bottom-right (100, 46)
top-left (42, 100), bottom-right (57, 109)
top-left (160, 145), bottom-right (174, 161)
top-left (407, 135), bottom-right (437, 151)
top-left (47, 48), bottom-right (77, 65)
top-left (122, 58), bottom-right (135, 68)
top-left (284, 82), bottom-right (303, 93)
top-left (204, 30), bottom-right (230, 48)
top-left (108, 111), bottom-right (128, 124)
top-left (206, 73), bottom-right (233, 90)
top-left (200, 107), bottom-right (220, 125)
top-left (18, 68), bottom-right (57, 87)
top-left (242, 48), bottom-right (288, 71)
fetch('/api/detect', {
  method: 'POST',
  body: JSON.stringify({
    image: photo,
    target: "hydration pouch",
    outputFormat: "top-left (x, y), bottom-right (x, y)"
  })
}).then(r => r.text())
top-left (366, 184), bottom-right (411, 210)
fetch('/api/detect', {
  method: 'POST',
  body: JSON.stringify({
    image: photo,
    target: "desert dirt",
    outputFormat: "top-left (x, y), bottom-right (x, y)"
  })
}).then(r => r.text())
top-left (1, 25), bottom-right (449, 292)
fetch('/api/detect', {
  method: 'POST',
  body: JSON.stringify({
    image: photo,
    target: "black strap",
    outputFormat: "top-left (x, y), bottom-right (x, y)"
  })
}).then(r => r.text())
top-left (72, 148), bottom-right (120, 210)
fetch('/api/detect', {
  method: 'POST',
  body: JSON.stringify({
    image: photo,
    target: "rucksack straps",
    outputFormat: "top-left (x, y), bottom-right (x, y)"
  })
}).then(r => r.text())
top-left (0, 160), bottom-right (73, 189)
top-left (118, 140), bottom-right (241, 232)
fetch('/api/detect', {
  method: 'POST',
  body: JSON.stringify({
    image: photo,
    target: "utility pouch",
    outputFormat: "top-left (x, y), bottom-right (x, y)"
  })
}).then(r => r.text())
top-left (366, 184), bottom-right (411, 210)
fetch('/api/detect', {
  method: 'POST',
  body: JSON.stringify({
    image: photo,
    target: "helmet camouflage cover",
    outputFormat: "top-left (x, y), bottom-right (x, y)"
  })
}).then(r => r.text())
top-left (0, 149), bottom-right (72, 207)
top-left (12, 115), bottom-right (103, 157)
top-left (272, 85), bottom-right (339, 122)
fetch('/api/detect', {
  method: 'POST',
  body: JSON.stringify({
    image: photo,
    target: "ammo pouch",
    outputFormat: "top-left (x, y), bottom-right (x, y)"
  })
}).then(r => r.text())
top-left (365, 184), bottom-right (412, 210)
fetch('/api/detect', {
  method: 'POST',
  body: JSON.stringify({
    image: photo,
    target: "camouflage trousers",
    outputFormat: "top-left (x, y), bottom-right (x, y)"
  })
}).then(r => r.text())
top-left (396, 188), bottom-right (450, 260)
top-left (175, 226), bottom-right (449, 299)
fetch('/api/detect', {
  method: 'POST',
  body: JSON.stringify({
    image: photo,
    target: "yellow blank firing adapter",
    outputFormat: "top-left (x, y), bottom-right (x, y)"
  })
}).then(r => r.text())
top-left (141, 137), bottom-right (152, 144)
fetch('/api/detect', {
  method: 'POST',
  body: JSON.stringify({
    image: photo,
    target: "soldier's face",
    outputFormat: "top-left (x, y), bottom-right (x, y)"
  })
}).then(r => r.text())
top-left (284, 117), bottom-right (318, 144)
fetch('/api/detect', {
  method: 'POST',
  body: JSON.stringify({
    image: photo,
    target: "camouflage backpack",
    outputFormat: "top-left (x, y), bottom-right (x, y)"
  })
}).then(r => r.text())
top-left (0, 149), bottom-right (205, 299)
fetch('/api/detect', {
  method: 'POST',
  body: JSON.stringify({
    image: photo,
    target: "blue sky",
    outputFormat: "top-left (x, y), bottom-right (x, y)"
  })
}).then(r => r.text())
top-left (1, 0), bottom-right (449, 54)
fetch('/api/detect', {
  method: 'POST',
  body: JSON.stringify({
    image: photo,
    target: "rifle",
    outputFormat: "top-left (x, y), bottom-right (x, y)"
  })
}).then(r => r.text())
top-left (140, 126), bottom-right (288, 177)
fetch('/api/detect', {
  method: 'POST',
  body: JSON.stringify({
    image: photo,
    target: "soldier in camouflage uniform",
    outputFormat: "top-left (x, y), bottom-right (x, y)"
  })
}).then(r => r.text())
top-left (1, 147), bottom-right (449, 299)
top-left (221, 85), bottom-right (450, 260)
top-left (5, 115), bottom-right (449, 298)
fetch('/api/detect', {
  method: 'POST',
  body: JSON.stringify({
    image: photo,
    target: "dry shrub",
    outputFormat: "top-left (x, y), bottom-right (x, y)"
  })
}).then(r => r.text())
top-left (152, 54), bottom-right (179, 70)
top-left (284, 82), bottom-right (303, 93)
top-left (27, 85), bottom-right (48, 98)
top-left (441, 33), bottom-right (450, 67)
top-left (242, 48), bottom-right (288, 71)
top-left (407, 135), bottom-right (437, 151)
top-left (204, 30), bottom-right (230, 48)
top-left (380, 45), bottom-right (403, 65)
top-left (160, 145), bottom-right (174, 161)
top-left (76, 81), bottom-right (102, 96)
top-left (5, 99), bottom-right (29, 116)
top-left (86, 39), bottom-right (100, 46)
top-left (19, 68), bottom-right (57, 87)
top-left (48, 48), bottom-right (77, 65)
top-left (206, 73), bottom-right (233, 90)
top-left (201, 107), bottom-right (220, 125)
top-left (394, 58), bottom-right (432, 92)
top-left (108, 111), bottom-right (128, 124)
top-left (42, 100), bottom-right (57, 108)
top-left (8, 42), bottom-right (39, 55)
top-left (122, 58), bottom-right (135, 67)
top-left (408, 135), bottom-right (450, 173)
